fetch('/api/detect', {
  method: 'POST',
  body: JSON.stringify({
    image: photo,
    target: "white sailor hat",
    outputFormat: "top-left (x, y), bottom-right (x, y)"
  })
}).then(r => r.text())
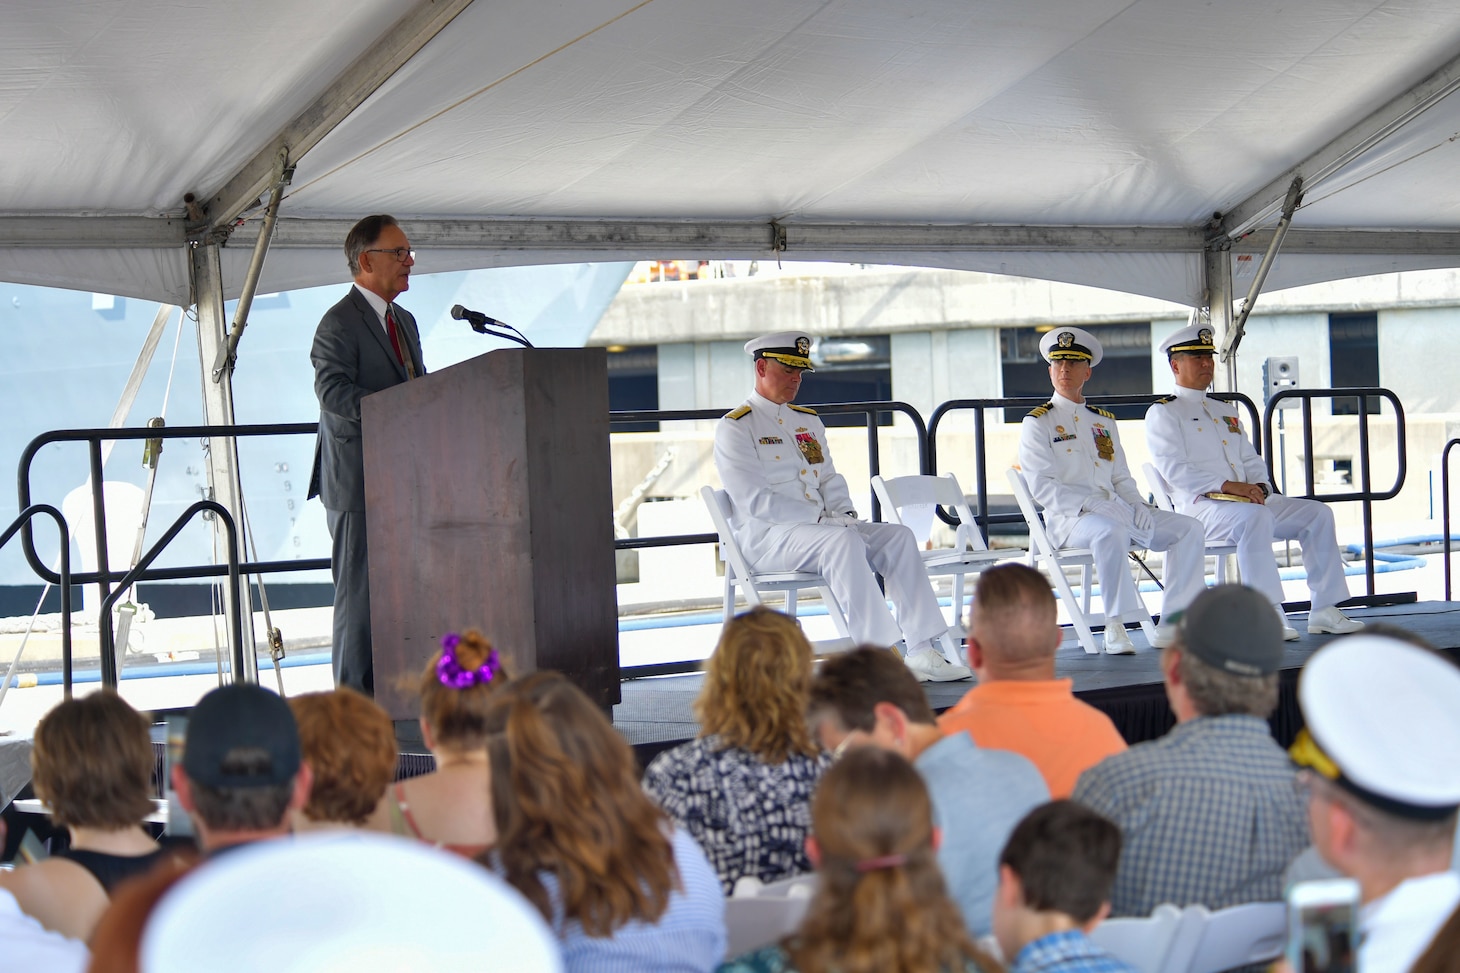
top-left (1292, 635), bottom-right (1460, 820)
top-left (1038, 327), bottom-right (1102, 367)
top-left (745, 331), bottom-right (815, 371)
top-left (142, 833), bottom-right (562, 972)
top-left (1159, 323), bottom-right (1217, 357)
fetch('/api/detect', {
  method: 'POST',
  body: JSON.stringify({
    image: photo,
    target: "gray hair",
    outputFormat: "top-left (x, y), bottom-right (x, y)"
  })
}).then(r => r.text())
top-left (344, 215), bottom-right (399, 276)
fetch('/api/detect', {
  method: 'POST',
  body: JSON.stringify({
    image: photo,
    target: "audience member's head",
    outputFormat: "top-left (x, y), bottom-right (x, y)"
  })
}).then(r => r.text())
top-left (807, 647), bottom-right (938, 759)
top-left (172, 684), bottom-right (310, 851)
top-left (31, 690), bottom-right (155, 832)
top-left (1163, 584), bottom-right (1283, 720)
top-left (696, 607), bottom-right (818, 762)
top-left (993, 800), bottom-right (1122, 961)
top-left (418, 629), bottom-right (510, 754)
top-left (288, 689), bottom-right (396, 829)
top-left (484, 671), bottom-right (679, 936)
top-left (790, 747), bottom-right (994, 973)
top-left (138, 834), bottom-right (561, 973)
top-left (967, 563), bottom-right (1061, 679)
top-left (1293, 634), bottom-right (1460, 903)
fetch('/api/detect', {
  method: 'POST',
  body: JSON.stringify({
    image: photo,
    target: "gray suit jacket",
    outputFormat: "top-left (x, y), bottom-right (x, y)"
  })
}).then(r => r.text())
top-left (308, 287), bottom-right (426, 511)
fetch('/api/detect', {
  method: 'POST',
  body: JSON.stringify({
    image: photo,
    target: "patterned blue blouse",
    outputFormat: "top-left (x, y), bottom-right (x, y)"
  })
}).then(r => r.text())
top-left (643, 735), bottom-right (829, 895)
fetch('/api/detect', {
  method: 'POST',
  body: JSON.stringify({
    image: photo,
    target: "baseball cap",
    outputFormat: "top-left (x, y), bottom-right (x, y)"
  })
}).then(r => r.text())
top-left (1168, 584), bottom-right (1284, 676)
top-left (182, 684), bottom-right (301, 789)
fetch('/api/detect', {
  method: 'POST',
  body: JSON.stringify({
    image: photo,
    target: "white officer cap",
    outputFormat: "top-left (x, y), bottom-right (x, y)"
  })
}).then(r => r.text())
top-left (1038, 327), bottom-right (1102, 367)
top-left (141, 833), bottom-right (562, 973)
top-left (745, 331), bottom-right (815, 371)
top-left (1292, 634), bottom-right (1460, 820)
top-left (1159, 323), bottom-right (1217, 357)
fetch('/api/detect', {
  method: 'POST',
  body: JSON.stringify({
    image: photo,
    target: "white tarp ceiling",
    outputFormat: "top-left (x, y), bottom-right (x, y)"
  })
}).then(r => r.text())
top-left (7, 0), bottom-right (1460, 306)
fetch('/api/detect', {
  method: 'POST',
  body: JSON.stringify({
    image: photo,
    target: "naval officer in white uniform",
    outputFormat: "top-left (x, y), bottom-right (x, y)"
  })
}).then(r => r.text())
top-left (1017, 327), bottom-right (1206, 654)
top-left (713, 332), bottom-right (970, 682)
top-left (1144, 323), bottom-right (1362, 638)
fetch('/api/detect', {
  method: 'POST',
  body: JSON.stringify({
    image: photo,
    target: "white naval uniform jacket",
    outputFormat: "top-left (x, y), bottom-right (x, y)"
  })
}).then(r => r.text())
top-left (713, 391), bottom-right (854, 551)
top-left (1017, 392), bottom-right (1145, 548)
top-left (1145, 386), bottom-right (1269, 510)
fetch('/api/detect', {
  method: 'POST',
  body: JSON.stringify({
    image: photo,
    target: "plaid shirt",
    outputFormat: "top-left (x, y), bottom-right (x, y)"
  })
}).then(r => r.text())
top-left (1010, 930), bottom-right (1140, 973)
top-left (1071, 715), bottom-right (1309, 917)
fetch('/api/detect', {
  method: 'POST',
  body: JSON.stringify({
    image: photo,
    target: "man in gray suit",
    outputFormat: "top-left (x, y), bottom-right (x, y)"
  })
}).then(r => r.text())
top-left (308, 215), bottom-right (425, 694)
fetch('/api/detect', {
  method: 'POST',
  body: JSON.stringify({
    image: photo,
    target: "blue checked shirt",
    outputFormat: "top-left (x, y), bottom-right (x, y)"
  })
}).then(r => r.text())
top-left (1071, 715), bottom-right (1309, 917)
top-left (1010, 930), bottom-right (1141, 973)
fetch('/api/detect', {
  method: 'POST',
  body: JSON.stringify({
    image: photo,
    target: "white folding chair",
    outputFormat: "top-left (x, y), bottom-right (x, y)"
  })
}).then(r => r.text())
top-left (700, 486), bottom-right (855, 651)
top-left (870, 472), bottom-right (1022, 634)
top-left (1006, 468), bottom-right (1159, 655)
top-left (1142, 463), bottom-right (1235, 585)
top-left (1166, 902), bottom-right (1287, 973)
top-left (1088, 903), bottom-right (1185, 973)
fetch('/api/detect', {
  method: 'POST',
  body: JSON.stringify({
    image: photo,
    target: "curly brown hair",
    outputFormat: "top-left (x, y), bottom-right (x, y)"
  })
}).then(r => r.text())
top-left (418, 629), bottom-right (511, 750)
top-left (787, 747), bottom-right (998, 973)
top-left (31, 691), bottom-right (155, 830)
top-left (695, 608), bottom-right (818, 762)
top-left (289, 689), bottom-right (397, 825)
top-left (484, 672), bottom-right (679, 937)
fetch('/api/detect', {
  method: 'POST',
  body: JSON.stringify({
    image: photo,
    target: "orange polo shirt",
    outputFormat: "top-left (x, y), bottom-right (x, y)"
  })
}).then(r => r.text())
top-left (937, 679), bottom-right (1127, 798)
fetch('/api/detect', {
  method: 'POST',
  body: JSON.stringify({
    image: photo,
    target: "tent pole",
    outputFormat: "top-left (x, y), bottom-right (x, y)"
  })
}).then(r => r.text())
top-left (1204, 248), bottom-right (1236, 393)
top-left (212, 152), bottom-right (291, 383)
top-left (190, 242), bottom-right (258, 683)
top-left (1218, 178), bottom-right (1304, 388)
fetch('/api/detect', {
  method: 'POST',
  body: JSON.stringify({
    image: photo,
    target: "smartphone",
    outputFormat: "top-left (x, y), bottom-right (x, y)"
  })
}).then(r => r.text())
top-left (163, 714), bottom-right (194, 839)
top-left (1286, 878), bottom-right (1361, 973)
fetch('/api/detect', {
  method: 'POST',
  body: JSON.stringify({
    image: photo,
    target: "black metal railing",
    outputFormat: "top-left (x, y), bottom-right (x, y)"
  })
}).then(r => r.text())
top-left (1438, 437), bottom-right (1460, 602)
top-left (1262, 388), bottom-right (1406, 597)
top-left (96, 501), bottom-right (244, 688)
top-left (927, 393), bottom-right (1262, 542)
top-left (0, 505), bottom-right (73, 697)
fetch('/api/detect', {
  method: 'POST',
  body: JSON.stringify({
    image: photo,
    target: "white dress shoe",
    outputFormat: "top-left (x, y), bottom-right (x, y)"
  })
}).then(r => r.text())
top-left (904, 648), bottom-right (973, 682)
top-left (1150, 622), bottom-right (1178, 649)
top-left (1308, 606), bottom-right (1364, 635)
top-left (1103, 625), bottom-right (1136, 655)
top-left (1280, 623), bottom-right (1301, 641)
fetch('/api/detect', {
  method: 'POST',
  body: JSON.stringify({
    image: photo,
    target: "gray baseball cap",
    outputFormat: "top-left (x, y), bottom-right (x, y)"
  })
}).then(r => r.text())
top-left (1168, 584), bottom-right (1284, 676)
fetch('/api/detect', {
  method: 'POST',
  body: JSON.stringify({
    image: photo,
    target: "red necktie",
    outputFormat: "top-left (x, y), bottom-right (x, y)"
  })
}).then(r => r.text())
top-left (385, 306), bottom-right (406, 368)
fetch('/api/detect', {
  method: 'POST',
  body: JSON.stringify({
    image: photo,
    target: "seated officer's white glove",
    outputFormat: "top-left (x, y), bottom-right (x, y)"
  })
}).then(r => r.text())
top-left (1083, 498), bottom-right (1131, 526)
top-left (1130, 502), bottom-right (1154, 533)
top-left (818, 510), bottom-right (860, 527)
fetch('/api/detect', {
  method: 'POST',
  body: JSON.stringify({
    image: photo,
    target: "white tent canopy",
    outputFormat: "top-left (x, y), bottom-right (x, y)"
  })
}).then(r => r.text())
top-left (7, 0), bottom-right (1460, 306)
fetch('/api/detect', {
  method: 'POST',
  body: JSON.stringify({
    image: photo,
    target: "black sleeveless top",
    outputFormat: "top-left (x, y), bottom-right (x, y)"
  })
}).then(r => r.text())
top-left (55, 847), bottom-right (169, 894)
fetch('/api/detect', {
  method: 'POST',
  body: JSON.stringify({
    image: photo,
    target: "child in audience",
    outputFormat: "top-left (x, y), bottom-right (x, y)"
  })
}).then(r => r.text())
top-left (384, 629), bottom-right (507, 856)
top-left (644, 607), bottom-right (828, 893)
top-left (483, 671), bottom-right (726, 972)
top-left (992, 801), bottom-right (1137, 973)
top-left (719, 747), bottom-right (1000, 973)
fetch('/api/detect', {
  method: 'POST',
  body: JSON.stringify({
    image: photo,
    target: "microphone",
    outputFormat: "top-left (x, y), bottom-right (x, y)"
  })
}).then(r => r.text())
top-left (450, 304), bottom-right (535, 349)
top-left (450, 304), bottom-right (506, 331)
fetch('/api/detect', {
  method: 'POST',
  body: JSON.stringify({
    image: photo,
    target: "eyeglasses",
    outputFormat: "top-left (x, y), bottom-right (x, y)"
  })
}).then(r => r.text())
top-left (365, 247), bottom-right (415, 262)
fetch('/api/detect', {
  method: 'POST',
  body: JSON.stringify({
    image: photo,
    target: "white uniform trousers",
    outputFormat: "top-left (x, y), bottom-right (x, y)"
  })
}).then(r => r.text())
top-left (1189, 494), bottom-right (1350, 611)
top-left (1062, 508), bottom-right (1207, 622)
top-left (743, 520), bottom-right (946, 648)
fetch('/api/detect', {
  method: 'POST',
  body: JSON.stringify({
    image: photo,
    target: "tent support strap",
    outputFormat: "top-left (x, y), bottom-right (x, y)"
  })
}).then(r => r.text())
top-left (1219, 178), bottom-right (1304, 379)
top-left (212, 154), bottom-right (292, 383)
top-left (190, 242), bottom-right (258, 683)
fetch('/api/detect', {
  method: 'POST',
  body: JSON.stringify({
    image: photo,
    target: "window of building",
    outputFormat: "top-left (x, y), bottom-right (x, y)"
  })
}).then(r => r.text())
top-left (799, 335), bottom-right (894, 427)
top-left (1328, 312), bottom-right (1380, 416)
top-left (1000, 323), bottom-right (1153, 421)
top-left (606, 345), bottom-right (659, 432)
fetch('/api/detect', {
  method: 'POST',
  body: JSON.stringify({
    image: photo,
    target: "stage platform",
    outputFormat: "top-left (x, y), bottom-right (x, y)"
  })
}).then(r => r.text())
top-left (613, 600), bottom-right (1460, 767)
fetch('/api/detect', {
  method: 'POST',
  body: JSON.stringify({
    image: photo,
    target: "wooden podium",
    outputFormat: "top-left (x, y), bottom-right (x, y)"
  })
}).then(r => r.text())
top-left (362, 347), bottom-right (620, 719)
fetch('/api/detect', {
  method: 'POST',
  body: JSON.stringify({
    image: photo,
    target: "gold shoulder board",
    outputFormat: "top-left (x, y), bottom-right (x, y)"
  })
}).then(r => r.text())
top-left (788, 404), bottom-right (818, 415)
top-left (1088, 405), bottom-right (1116, 419)
top-left (1026, 401), bottom-right (1053, 419)
top-left (725, 405), bottom-right (751, 420)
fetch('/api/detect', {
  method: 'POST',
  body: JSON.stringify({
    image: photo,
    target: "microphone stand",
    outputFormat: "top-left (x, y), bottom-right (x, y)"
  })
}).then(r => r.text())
top-left (469, 320), bottom-right (535, 348)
